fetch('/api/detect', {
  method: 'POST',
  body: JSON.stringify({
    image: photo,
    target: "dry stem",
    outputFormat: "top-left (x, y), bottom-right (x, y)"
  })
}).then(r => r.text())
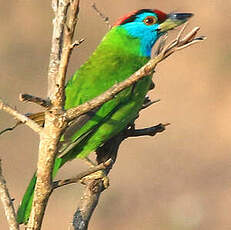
top-left (0, 159), bottom-right (19, 230)
top-left (19, 94), bottom-right (51, 108)
top-left (53, 159), bottom-right (112, 189)
top-left (72, 134), bottom-right (123, 230)
top-left (47, 0), bottom-right (70, 107)
top-left (91, 2), bottom-right (111, 29)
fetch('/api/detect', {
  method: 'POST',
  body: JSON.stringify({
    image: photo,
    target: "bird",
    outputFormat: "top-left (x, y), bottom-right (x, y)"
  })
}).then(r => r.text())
top-left (17, 9), bottom-right (193, 224)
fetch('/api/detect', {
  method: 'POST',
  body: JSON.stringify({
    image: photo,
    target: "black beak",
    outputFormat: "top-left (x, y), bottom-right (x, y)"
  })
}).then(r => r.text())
top-left (167, 13), bottom-right (194, 21)
top-left (158, 12), bottom-right (194, 33)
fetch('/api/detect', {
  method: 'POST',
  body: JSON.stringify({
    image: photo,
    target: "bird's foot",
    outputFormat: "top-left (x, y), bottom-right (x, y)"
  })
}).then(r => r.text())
top-left (80, 169), bottom-right (110, 189)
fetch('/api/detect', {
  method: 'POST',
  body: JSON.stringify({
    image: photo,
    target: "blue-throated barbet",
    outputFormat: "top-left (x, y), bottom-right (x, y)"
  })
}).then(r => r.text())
top-left (17, 9), bottom-right (193, 224)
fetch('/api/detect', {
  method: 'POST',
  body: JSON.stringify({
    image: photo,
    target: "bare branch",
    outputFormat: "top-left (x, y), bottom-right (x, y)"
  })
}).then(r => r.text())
top-left (0, 98), bottom-right (42, 133)
top-left (53, 159), bottom-right (112, 189)
top-left (19, 93), bottom-right (51, 108)
top-left (54, 0), bottom-right (80, 107)
top-left (72, 180), bottom-right (103, 230)
top-left (27, 1), bottom-right (81, 229)
top-left (0, 159), bottom-right (19, 230)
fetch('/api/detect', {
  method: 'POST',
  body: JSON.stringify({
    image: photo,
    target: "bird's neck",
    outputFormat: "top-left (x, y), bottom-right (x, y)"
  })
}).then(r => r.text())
top-left (100, 27), bottom-right (152, 57)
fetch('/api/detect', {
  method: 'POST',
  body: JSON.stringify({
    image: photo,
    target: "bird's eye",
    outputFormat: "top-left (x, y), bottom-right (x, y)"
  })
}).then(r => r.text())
top-left (143, 16), bottom-right (157, 25)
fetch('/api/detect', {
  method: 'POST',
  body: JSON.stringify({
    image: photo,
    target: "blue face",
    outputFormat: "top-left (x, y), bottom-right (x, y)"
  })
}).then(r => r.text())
top-left (120, 12), bottom-right (162, 57)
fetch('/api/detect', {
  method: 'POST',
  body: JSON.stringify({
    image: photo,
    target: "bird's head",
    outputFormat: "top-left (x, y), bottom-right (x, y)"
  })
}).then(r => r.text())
top-left (113, 9), bottom-right (193, 56)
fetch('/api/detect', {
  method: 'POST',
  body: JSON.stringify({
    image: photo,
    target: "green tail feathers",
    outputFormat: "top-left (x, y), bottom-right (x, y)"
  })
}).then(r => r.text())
top-left (17, 158), bottom-right (63, 224)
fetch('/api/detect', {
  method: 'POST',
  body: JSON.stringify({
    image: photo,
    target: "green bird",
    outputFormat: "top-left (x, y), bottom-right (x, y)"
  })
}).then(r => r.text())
top-left (17, 9), bottom-right (193, 224)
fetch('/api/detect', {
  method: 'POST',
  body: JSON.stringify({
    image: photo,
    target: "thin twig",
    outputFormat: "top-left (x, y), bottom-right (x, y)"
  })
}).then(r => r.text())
top-left (176, 21), bottom-right (189, 42)
top-left (155, 33), bottom-right (168, 56)
top-left (70, 38), bottom-right (85, 50)
top-left (0, 159), bottom-right (19, 230)
top-left (26, 112), bottom-right (45, 127)
top-left (91, 2), bottom-right (111, 29)
top-left (0, 123), bottom-right (20, 136)
top-left (141, 98), bottom-right (161, 110)
top-left (53, 159), bottom-right (112, 189)
top-left (82, 157), bottom-right (96, 167)
top-left (0, 98), bottom-right (42, 133)
top-left (19, 93), bottom-right (51, 108)
top-left (126, 123), bottom-right (170, 138)
top-left (162, 26), bottom-right (206, 60)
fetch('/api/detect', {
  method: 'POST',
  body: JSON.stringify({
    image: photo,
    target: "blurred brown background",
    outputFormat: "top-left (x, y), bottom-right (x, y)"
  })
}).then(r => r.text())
top-left (0, 0), bottom-right (231, 229)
